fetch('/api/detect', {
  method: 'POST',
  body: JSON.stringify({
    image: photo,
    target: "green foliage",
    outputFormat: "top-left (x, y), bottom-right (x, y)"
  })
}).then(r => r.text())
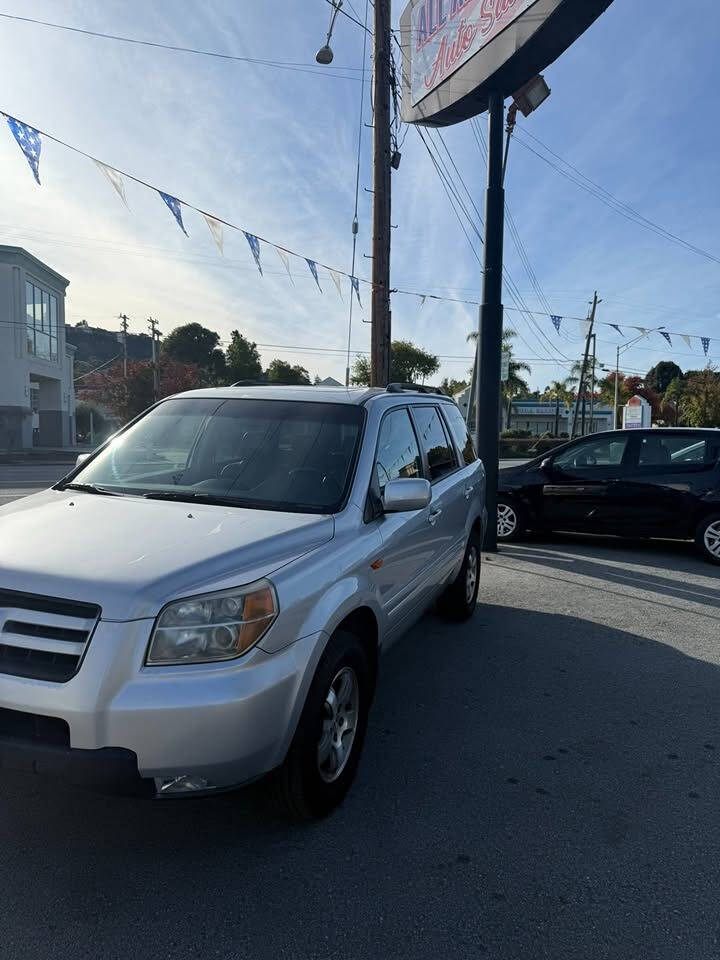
top-left (645, 360), bottom-right (683, 395)
top-left (163, 323), bottom-right (225, 382)
top-left (440, 377), bottom-right (468, 396)
top-left (351, 340), bottom-right (440, 386)
top-left (266, 359), bottom-right (311, 385)
top-left (225, 330), bottom-right (263, 383)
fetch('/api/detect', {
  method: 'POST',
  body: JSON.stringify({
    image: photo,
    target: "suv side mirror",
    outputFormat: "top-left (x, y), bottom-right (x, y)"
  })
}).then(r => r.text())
top-left (382, 478), bottom-right (432, 513)
top-left (540, 457), bottom-right (553, 473)
top-left (75, 453), bottom-right (90, 468)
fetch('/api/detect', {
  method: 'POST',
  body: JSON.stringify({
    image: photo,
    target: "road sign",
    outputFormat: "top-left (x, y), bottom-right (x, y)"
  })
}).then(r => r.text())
top-left (501, 350), bottom-right (510, 382)
top-left (399, 0), bottom-right (615, 126)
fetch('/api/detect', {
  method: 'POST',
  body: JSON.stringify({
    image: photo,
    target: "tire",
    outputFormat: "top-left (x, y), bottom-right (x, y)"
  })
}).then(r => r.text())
top-left (695, 513), bottom-right (720, 565)
top-left (270, 629), bottom-right (371, 820)
top-left (497, 497), bottom-right (524, 542)
top-left (438, 529), bottom-right (482, 622)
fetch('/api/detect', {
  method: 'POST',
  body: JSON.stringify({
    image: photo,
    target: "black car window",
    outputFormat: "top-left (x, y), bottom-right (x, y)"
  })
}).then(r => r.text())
top-left (412, 405), bottom-right (458, 481)
top-left (374, 408), bottom-right (422, 494)
top-left (443, 403), bottom-right (478, 466)
top-left (637, 433), bottom-right (719, 468)
top-left (553, 435), bottom-right (629, 472)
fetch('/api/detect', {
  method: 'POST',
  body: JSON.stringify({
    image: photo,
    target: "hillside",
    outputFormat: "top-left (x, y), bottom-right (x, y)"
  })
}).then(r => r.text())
top-left (67, 322), bottom-right (153, 371)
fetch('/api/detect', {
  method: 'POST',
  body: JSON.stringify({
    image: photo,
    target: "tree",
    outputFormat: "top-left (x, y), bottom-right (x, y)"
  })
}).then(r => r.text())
top-left (467, 328), bottom-right (531, 426)
top-left (78, 359), bottom-right (200, 423)
top-left (225, 330), bottom-right (262, 383)
top-left (440, 377), bottom-right (468, 397)
top-left (683, 367), bottom-right (720, 427)
top-left (350, 340), bottom-right (440, 386)
top-left (163, 323), bottom-right (221, 368)
top-left (645, 360), bottom-right (683, 396)
top-left (541, 378), bottom-right (573, 436)
top-left (266, 359), bottom-right (311, 385)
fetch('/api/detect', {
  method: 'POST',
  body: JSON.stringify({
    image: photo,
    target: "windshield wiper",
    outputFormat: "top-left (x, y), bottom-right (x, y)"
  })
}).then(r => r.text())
top-left (142, 491), bottom-right (252, 507)
top-left (57, 482), bottom-right (123, 497)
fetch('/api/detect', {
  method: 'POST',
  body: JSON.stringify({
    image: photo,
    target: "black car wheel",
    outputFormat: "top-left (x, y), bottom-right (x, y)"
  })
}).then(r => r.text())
top-left (438, 529), bottom-right (482, 621)
top-left (696, 513), bottom-right (720, 565)
top-left (497, 498), bottom-right (523, 542)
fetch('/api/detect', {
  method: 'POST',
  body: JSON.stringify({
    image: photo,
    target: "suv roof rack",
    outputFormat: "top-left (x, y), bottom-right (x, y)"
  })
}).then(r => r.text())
top-left (385, 382), bottom-right (447, 396)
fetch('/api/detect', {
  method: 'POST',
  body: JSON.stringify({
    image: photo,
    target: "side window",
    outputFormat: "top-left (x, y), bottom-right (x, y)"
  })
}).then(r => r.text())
top-left (553, 435), bottom-right (629, 472)
top-left (443, 403), bottom-right (478, 466)
top-left (412, 405), bottom-right (458, 481)
top-left (374, 409), bottom-right (422, 494)
top-left (637, 433), bottom-right (716, 468)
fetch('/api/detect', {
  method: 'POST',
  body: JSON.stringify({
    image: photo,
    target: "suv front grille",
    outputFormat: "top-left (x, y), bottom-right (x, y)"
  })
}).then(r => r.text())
top-left (0, 589), bottom-right (100, 683)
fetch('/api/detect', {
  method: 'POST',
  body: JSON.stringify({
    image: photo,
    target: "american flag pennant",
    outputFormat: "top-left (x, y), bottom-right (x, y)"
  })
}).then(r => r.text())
top-left (276, 248), bottom-right (294, 285)
top-left (203, 214), bottom-right (224, 255)
top-left (244, 232), bottom-right (263, 276)
top-left (7, 117), bottom-right (42, 184)
top-left (609, 324), bottom-right (624, 336)
top-left (702, 336), bottom-right (711, 356)
top-left (660, 331), bottom-right (672, 347)
top-left (94, 160), bottom-right (129, 208)
top-left (352, 276), bottom-right (362, 308)
top-left (160, 192), bottom-right (188, 236)
top-left (551, 315), bottom-right (561, 333)
top-left (306, 259), bottom-right (322, 292)
top-left (329, 269), bottom-right (344, 301)
top-left (680, 334), bottom-right (692, 350)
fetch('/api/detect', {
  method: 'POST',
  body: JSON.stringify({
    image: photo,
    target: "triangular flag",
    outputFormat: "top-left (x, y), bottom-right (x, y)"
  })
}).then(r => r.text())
top-left (95, 160), bottom-right (129, 208)
top-left (636, 327), bottom-right (649, 338)
top-left (610, 324), bottom-right (624, 336)
top-left (203, 214), bottom-right (224, 255)
top-left (680, 334), bottom-right (692, 350)
top-left (7, 117), bottom-right (41, 184)
top-left (352, 277), bottom-right (362, 308)
top-left (551, 315), bottom-right (561, 333)
top-left (276, 248), bottom-right (294, 285)
top-left (578, 320), bottom-right (591, 339)
top-left (660, 331), bottom-right (672, 347)
top-left (330, 269), bottom-right (344, 301)
top-left (160, 192), bottom-right (188, 236)
top-left (244, 232), bottom-right (263, 276)
top-left (306, 259), bottom-right (322, 292)
top-left (420, 295), bottom-right (426, 309)
top-left (702, 337), bottom-right (711, 356)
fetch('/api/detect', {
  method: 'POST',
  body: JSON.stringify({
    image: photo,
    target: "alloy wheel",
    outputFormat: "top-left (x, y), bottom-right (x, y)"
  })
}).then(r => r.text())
top-left (704, 521), bottom-right (720, 559)
top-left (317, 666), bottom-right (359, 784)
top-left (497, 503), bottom-right (518, 539)
top-left (465, 546), bottom-right (479, 605)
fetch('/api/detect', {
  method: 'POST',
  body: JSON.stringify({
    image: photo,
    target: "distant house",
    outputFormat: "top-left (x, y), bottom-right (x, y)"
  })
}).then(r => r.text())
top-left (0, 245), bottom-right (76, 450)
top-left (316, 377), bottom-right (343, 387)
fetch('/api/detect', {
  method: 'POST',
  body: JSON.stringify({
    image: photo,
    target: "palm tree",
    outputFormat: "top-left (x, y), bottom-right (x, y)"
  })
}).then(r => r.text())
top-left (466, 328), bottom-right (531, 427)
top-left (541, 378), bottom-right (573, 436)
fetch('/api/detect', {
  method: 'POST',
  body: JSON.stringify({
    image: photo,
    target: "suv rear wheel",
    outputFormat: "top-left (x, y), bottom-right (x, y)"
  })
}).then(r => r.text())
top-left (271, 629), bottom-right (370, 820)
top-left (438, 529), bottom-right (481, 621)
top-left (696, 513), bottom-right (720, 565)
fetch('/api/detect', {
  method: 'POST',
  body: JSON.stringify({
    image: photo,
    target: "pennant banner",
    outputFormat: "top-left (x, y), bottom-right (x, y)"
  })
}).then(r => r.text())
top-left (551, 315), bottom-right (562, 333)
top-left (660, 331), bottom-right (672, 347)
top-left (244, 232), bottom-right (263, 276)
top-left (95, 160), bottom-right (128, 208)
top-left (636, 327), bottom-right (649, 338)
top-left (160, 192), bottom-right (188, 236)
top-left (329, 269), bottom-right (344, 301)
top-left (609, 324), bottom-right (624, 336)
top-left (306, 259), bottom-right (322, 292)
top-left (420, 295), bottom-right (426, 309)
top-left (352, 276), bottom-right (362, 308)
top-left (702, 337), bottom-right (711, 356)
top-left (578, 320), bottom-right (591, 339)
top-left (204, 214), bottom-right (224, 255)
top-left (276, 248), bottom-right (294, 285)
top-left (7, 118), bottom-right (41, 184)
top-left (680, 334), bottom-right (692, 350)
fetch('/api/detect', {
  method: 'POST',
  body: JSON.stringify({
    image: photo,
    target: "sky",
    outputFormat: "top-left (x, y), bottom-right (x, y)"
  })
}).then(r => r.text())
top-left (0, 0), bottom-right (718, 394)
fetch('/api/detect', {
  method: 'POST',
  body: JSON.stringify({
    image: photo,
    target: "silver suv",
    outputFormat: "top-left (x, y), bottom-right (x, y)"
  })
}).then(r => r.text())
top-left (0, 385), bottom-right (486, 818)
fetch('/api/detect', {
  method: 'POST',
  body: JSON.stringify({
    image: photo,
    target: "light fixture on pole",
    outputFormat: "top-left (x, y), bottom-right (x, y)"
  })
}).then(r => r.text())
top-left (316, 0), bottom-right (343, 64)
top-left (503, 75), bottom-right (551, 182)
top-left (613, 326), bottom-right (665, 429)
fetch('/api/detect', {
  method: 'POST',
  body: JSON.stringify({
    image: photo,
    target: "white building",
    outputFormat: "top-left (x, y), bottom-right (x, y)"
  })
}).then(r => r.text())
top-left (0, 246), bottom-right (76, 450)
top-left (455, 389), bottom-right (614, 436)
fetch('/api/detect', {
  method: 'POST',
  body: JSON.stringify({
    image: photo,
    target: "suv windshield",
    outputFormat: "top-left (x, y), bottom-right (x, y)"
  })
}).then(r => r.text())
top-left (69, 398), bottom-right (364, 513)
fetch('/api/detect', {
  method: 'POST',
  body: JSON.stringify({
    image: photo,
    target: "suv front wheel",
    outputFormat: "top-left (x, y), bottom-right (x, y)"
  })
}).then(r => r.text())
top-left (497, 497), bottom-right (523, 542)
top-left (696, 513), bottom-right (720, 565)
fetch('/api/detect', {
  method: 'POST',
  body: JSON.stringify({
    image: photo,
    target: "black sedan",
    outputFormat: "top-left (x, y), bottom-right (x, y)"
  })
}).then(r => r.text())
top-left (497, 428), bottom-right (720, 563)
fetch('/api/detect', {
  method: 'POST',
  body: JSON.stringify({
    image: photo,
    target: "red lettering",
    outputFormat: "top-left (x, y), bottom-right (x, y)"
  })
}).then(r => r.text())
top-left (424, 18), bottom-right (478, 89)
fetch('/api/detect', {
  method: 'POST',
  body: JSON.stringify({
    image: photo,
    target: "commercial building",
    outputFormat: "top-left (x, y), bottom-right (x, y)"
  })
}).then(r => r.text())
top-left (0, 246), bottom-right (76, 450)
top-left (455, 388), bottom-right (614, 436)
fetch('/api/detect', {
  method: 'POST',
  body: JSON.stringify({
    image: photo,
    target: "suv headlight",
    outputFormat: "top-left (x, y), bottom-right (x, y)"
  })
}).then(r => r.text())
top-left (146, 581), bottom-right (278, 665)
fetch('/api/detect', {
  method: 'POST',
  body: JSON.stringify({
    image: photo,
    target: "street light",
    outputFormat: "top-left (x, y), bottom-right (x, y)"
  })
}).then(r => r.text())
top-left (503, 75), bottom-right (551, 183)
top-left (316, 0), bottom-right (343, 64)
top-left (613, 326), bottom-right (665, 429)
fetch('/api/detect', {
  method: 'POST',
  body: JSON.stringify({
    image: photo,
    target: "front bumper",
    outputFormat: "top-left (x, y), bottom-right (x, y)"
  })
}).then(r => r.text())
top-left (0, 619), bottom-right (327, 795)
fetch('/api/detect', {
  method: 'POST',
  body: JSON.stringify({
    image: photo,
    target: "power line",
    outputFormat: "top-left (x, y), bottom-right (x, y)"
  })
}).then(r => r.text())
top-left (0, 11), bottom-right (366, 81)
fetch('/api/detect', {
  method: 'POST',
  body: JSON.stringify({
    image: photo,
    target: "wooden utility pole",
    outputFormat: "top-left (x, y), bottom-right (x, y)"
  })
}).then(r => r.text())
top-left (370, 0), bottom-right (392, 387)
top-left (118, 313), bottom-right (130, 379)
top-left (571, 292), bottom-right (598, 439)
top-left (147, 316), bottom-right (161, 402)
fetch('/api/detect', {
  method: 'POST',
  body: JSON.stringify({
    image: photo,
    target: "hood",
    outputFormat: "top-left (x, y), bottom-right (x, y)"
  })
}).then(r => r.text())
top-left (0, 490), bottom-right (334, 620)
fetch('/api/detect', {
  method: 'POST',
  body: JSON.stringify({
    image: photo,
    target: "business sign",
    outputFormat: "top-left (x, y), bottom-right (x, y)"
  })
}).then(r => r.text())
top-left (409, 0), bottom-right (537, 106)
top-left (500, 349), bottom-right (510, 382)
top-left (623, 395), bottom-right (651, 430)
top-left (400, 0), bottom-right (615, 126)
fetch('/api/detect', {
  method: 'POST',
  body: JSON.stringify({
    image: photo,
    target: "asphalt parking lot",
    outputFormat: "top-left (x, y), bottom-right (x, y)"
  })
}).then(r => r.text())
top-left (0, 461), bottom-right (74, 505)
top-left (2, 527), bottom-right (720, 959)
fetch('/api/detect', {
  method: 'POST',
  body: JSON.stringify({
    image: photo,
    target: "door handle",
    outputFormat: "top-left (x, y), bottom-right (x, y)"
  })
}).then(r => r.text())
top-left (428, 508), bottom-right (443, 526)
top-left (464, 484), bottom-right (474, 500)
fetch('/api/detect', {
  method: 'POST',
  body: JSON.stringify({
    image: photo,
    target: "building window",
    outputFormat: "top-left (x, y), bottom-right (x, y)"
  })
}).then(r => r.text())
top-left (25, 279), bottom-right (59, 361)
